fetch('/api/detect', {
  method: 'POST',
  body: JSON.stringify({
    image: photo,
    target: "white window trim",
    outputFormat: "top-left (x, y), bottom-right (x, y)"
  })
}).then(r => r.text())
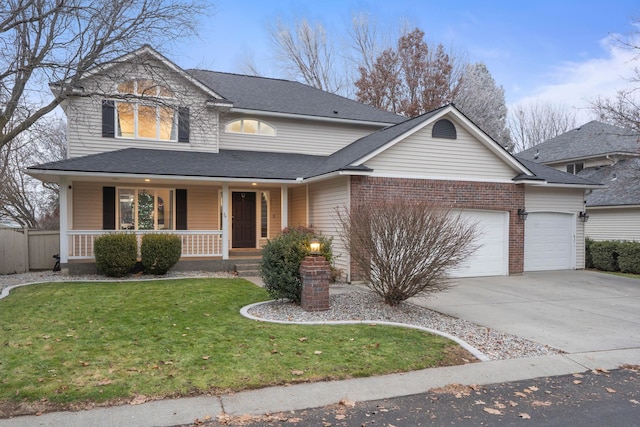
top-left (224, 118), bottom-right (277, 136)
top-left (114, 101), bottom-right (179, 142)
top-left (117, 187), bottom-right (176, 231)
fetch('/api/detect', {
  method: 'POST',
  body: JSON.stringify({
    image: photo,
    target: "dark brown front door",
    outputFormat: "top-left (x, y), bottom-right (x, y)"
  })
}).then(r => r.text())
top-left (232, 192), bottom-right (256, 248)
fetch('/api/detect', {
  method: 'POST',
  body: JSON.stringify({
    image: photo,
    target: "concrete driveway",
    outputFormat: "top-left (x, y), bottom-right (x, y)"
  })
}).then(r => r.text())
top-left (412, 270), bottom-right (640, 354)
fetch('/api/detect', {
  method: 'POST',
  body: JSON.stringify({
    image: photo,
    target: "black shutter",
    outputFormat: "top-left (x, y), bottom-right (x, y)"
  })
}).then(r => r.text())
top-left (103, 187), bottom-right (116, 230)
top-left (178, 107), bottom-right (190, 143)
top-left (102, 100), bottom-right (115, 138)
top-left (176, 189), bottom-right (187, 230)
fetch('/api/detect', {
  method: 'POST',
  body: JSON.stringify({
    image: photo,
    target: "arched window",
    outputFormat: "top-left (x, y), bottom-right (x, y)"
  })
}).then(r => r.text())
top-left (432, 119), bottom-right (457, 139)
top-left (225, 119), bottom-right (276, 136)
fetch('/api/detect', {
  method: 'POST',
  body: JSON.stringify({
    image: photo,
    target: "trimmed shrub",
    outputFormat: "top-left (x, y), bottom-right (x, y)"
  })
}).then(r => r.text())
top-left (618, 241), bottom-right (640, 274)
top-left (94, 233), bottom-right (137, 277)
top-left (260, 226), bottom-right (333, 304)
top-left (584, 237), bottom-right (595, 269)
top-left (589, 240), bottom-right (621, 272)
top-left (140, 234), bottom-right (182, 275)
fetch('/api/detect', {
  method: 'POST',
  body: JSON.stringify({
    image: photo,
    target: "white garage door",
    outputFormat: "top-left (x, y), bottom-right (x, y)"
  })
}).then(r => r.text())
top-left (524, 212), bottom-right (574, 271)
top-left (450, 210), bottom-right (509, 278)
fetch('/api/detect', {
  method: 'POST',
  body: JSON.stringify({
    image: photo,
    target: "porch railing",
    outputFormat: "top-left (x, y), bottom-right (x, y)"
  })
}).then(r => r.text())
top-left (67, 230), bottom-right (223, 260)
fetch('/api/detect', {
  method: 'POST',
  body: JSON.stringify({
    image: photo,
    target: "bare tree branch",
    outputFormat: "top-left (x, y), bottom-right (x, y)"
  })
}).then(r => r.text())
top-left (509, 101), bottom-right (579, 152)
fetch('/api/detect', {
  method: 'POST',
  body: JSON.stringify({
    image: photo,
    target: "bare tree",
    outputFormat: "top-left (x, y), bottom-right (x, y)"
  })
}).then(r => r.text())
top-left (269, 18), bottom-right (346, 94)
top-left (0, 117), bottom-right (66, 228)
top-left (336, 200), bottom-right (478, 306)
top-left (590, 17), bottom-right (640, 133)
top-left (509, 101), bottom-right (579, 152)
top-left (355, 28), bottom-right (464, 117)
top-left (0, 0), bottom-right (207, 151)
top-left (454, 62), bottom-right (513, 151)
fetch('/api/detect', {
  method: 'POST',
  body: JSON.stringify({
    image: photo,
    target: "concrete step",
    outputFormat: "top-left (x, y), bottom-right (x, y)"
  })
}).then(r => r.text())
top-left (235, 262), bottom-right (261, 277)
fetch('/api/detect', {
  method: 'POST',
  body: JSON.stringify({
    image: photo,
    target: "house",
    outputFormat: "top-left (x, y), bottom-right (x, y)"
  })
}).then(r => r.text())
top-left (26, 46), bottom-right (601, 280)
top-left (517, 121), bottom-right (640, 242)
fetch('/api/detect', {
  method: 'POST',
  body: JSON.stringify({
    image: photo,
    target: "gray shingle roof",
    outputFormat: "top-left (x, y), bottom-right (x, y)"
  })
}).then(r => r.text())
top-left (515, 157), bottom-right (600, 186)
top-left (578, 158), bottom-right (640, 206)
top-left (517, 121), bottom-right (640, 163)
top-left (187, 69), bottom-right (405, 125)
top-left (28, 148), bottom-right (327, 180)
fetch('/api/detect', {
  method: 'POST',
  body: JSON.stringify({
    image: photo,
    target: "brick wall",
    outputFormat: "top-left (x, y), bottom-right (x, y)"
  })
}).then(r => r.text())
top-left (350, 176), bottom-right (525, 277)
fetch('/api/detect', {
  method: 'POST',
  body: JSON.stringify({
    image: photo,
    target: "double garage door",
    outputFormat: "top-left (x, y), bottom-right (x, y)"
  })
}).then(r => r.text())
top-left (449, 210), bottom-right (575, 278)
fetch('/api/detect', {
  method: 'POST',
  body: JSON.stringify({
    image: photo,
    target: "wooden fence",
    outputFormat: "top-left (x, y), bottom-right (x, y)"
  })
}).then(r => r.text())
top-left (0, 228), bottom-right (60, 274)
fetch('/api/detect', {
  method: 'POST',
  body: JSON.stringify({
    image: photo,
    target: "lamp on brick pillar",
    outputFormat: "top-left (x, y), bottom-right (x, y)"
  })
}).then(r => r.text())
top-left (299, 238), bottom-right (330, 312)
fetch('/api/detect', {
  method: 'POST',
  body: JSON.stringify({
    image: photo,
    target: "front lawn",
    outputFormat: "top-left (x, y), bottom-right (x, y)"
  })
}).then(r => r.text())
top-left (0, 278), bottom-right (467, 413)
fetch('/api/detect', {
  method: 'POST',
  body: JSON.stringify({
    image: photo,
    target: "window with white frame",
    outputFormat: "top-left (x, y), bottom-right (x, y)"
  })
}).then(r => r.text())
top-left (566, 162), bottom-right (584, 175)
top-left (118, 188), bottom-right (174, 230)
top-left (224, 119), bottom-right (276, 136)
top-left (115, 80), bottom-right (178, 141)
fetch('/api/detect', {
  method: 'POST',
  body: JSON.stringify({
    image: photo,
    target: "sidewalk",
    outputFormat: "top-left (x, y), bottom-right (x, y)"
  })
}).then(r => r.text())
top-left (2, 348), bottom-right (639, 427)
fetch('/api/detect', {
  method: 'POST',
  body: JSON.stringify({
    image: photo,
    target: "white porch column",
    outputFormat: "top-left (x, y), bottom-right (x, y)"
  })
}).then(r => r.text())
top-left (59, 177), bottom-right (70, 263)
top-left (281, 184), bottom-right (288, 229)
top-left (222, 182), bottom-right (230, 260)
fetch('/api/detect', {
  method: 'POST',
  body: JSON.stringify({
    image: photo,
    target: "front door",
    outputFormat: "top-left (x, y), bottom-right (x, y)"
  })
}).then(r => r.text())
top-left (232, 192), bottom-right (256, 248)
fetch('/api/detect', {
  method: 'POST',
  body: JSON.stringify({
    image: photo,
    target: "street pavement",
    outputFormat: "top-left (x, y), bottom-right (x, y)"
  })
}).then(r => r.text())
top-left (1, 270), bottom-right (639, 427)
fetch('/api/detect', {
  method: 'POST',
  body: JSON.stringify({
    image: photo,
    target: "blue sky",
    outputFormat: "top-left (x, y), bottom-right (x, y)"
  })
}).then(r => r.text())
top-left (169, 0), bottom-right (639, 122)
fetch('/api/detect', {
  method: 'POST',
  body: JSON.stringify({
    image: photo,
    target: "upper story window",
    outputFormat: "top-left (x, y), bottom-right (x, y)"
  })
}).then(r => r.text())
top-left (225, 119), bottom-right (276, 136)
top-left (566, 162), bottom-right (584, 174)
top-left (101, 79), bottom-right (189, 142)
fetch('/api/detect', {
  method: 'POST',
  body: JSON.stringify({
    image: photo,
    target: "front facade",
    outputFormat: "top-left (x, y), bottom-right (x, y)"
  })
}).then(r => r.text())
top-left (518, 121), bottom-right (640, 242)
top-left (28, 46), bottom-right (600, 280)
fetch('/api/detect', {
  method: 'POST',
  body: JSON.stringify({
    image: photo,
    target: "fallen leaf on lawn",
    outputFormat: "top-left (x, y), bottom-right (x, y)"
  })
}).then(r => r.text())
top-left (202, 356), bottom-right (210, 360)
top-left (605, 387), bottom-right (617, 393)
top-left (271, 349), bottom-right (279, 354)
top-left (531, 400), bottom-right (552, 407)
top-left (79, 361), bottom-right (90, 366)
top-left (42, 335), bottom-right (51, 339)
top-left (573, 380), bottom-right (582, 384)
top-left (339, 398), bottom-right (356, 407)
top-left (314, 351), bottom-right (322, 355)
top-left (514, 391), bottom-right (527, 398)
top-left (203, 313), bottom-right (210, 317)
top-left (483, 407), bottom-right (502, 415)
top-left (130, 395), bottom-right (147, 405)
top-left (291, 370), bottom-right (304, 376)
top-left (95, 378), bottom-right (112, 386)
top-left (298, 337), bottom-right (308, 342)
top-left (519, 413), bottom-right (531, 419)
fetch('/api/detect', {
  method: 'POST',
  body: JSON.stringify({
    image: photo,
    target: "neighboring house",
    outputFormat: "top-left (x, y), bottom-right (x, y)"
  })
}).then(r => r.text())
top-left (26, 46), bottom-right (601, 279)
top-left (518, 121), bottom-right (640, 242)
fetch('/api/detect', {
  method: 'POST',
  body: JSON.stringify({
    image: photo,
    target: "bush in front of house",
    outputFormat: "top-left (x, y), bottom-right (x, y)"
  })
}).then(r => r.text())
top-left (94, 233), bottom-right (138, 277)
top-left (618, 241), bottom-right (640, 274)
top-left (584, 237), bottom-right (595, 269)
top-left (589, 240), bottom-right (621, 272)
top-left (140, 234), bottom-right (182, 275)
top-left (260, 226), bottom-right (333, 304)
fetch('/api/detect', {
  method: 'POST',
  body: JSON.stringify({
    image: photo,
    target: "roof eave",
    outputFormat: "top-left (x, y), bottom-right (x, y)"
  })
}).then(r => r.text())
top-left (228, 108), bottom-right (400, 127)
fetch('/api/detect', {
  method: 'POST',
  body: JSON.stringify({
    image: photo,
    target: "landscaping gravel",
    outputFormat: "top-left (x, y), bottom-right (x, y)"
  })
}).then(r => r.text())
top-left (1, 272), bottom-right (562, 361)
top-left (247, 290), bottom-right (563, 361)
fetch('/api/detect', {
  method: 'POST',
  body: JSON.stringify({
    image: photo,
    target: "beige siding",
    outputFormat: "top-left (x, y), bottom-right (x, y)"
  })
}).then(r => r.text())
top-left (67, 58), bottom-right (218, 158)
top-left (219, 113), bottom-right (382, 155)
top-left (525, 186), bottom-right (586, 268)
top-left (586, 208), bottom-right (640, 241)
top-left (187, 186), bottom-right (219, 229)
top-left (308, 176), bottom-right (349, 279)
top-left (365, 120), bottom-right (517, 181)
top-left (289, 185), bottom-right (308, 227)
top-left (72, 181), bottom-right (103, 229)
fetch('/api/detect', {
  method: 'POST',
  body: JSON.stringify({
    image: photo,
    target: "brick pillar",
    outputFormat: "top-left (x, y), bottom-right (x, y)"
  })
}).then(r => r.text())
top-left (299, 255), bottom-right (330, 312)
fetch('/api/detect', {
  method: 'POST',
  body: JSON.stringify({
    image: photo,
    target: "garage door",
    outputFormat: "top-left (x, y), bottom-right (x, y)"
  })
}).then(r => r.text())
top-left (524, 212), bottom-right (574, 271)
top-left (450, 210), bottom-right (509, 278)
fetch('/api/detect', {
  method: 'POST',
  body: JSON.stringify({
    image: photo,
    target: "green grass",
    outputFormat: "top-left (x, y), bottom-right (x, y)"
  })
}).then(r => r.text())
top-left (606, 271), bottom-right (640, 280)
top-left (0, 278), bottom-right (457, 406)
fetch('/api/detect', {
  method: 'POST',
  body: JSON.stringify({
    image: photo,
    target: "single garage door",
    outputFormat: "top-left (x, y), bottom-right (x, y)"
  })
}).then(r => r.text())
top-left (524, 212), bottom-right (574, 271)
top-left (450, 210), bottom-right (509, 278)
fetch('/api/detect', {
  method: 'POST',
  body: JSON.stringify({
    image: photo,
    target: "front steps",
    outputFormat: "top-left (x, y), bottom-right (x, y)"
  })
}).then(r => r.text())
top-left (231, 249), bottom-right (262, 277)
